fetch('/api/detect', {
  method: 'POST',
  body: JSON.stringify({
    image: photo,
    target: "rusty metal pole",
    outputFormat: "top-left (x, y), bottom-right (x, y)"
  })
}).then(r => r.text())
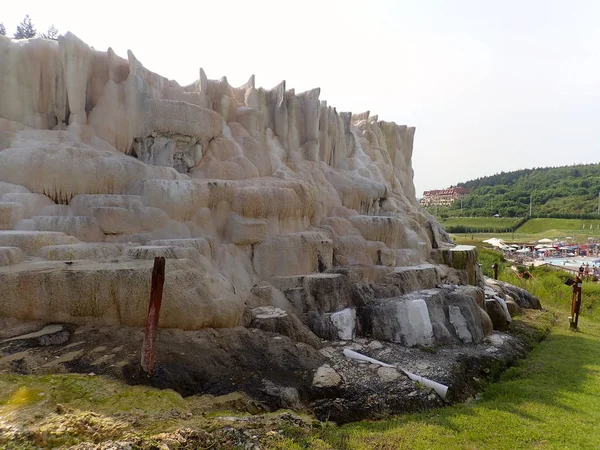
top-left (570, 275), bottom-right (582, 330)
top-left (570, 276), bottom-right (578, 328)
top-left (141, 256), bottom-right (166, 375)
top-left (574, 277), bottom-right (582, 330)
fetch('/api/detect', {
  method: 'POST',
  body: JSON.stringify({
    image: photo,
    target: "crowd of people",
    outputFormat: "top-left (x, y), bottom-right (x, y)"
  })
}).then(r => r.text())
top-left (579, 263), bottom-right (599, 281)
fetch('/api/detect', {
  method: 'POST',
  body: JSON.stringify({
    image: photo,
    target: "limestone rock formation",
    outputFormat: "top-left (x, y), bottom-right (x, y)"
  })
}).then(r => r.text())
top-left (0, 32), bottom-right (546, 421)
top-left (0, 31), bottom-right (461, 330)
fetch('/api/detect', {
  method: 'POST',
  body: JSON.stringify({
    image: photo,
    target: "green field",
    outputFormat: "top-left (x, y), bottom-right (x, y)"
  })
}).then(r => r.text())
top-left (517, 218), bottom-right (600, 236)
top-left (439, 217), bottom-right (522, 230)
top-left (446, 217), bottom-right (600, 243)
top-left (272, 309), bottom-right (600, 449)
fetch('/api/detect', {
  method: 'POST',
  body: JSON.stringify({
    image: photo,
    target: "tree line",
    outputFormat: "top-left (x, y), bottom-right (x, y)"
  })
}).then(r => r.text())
top-left (428, 163), bottom-right (600, 218)
top-left (0, 15), bottom-right (58, 40)
top-left (442, 217), bottom-right (529, 234)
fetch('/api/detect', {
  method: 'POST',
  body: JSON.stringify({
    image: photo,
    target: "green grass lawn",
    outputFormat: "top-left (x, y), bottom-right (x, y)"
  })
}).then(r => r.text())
top-left (517, 218), bottom-right (600, 237)
top-left (502, 266), bottom-right (600, 321)
top-left (450, 218), bottom-right (600, 243)
top-left (271, 310), bottom-right (600, 449)
top-left (439, 217), bottom-right (522, 230)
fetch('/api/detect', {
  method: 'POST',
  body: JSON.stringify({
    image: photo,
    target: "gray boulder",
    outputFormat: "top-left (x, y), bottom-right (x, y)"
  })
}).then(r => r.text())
top-left (249, 306), bottom-right (322, 349)
top-left (360, 286), bottom-right (490, 347)
top-left (485, 298), bottom-right (510, 331)
top-left (485, 278), bottom-right (542, 309)
top-left (307, 308), bottom-right (357, 341)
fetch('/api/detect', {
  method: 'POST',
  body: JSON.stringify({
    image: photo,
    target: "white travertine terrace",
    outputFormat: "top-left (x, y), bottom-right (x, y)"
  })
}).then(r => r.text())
top-left (0, 33), bottom-right (456, 331)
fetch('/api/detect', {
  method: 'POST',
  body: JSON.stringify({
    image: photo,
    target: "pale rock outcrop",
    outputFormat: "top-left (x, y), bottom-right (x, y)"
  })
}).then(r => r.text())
top-left (0, 246), bottom-right (25, 266)
top-left (0, 202), bottom-right (24, 230)
top-left (0, 231), bottom-right (79, 255)
top-left (1, 193), bottom-right (54, 219)
top-left (0, 138), bottom-right (185, 204)
top-left (29, 215), bottom-right (105, 242)
top-left (360, 286), bottom-right (491, 347)
top-left (225, 213), bottom-right (268, 245)
top-left (330, 308), bottom-right (357, 340)
top-left (148, 238), bottom-right (213, 259)
top-left (485, 277), bottom-right (542, 310)
top-left (0, 35), bottom-right (550, 430)
top-left (0, 33), bottom-right (492, 341)
top-left (0, 181), bottom-right (30, 196)
top-left (124, 245), bottom-right (203, 263)
top-left (0, 258), bottom-right (243, 329)
top-left (253, 233), bottom-right (333, 279)
top-left (39, 243), bottom-right (127, 260)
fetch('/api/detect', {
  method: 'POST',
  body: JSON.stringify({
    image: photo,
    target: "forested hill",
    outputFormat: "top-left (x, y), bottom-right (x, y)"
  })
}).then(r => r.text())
top-left (442, 163), bottom-right (600, 218)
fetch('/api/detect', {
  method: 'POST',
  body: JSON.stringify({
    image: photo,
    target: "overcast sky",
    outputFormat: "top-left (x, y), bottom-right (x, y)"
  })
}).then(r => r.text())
top-left (3, 0), bottom-right (599, 196)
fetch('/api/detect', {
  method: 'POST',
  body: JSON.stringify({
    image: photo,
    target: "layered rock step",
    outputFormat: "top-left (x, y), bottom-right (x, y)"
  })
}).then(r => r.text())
top-left (0, 246), bottom-right (24, 266)
top-left (69, 194), bottom-right (145, 215)
top-left (347, 215), bottom-right (405, 248)
top-left (39, 205), bottom-right (75, 216)
top-left (360, 285), bottom-right (492, 347)
top-left (384, 263), bottom-right (442, 294)
top-left (28, 216), bottom-right (104, 242)
top-left (253, 232), bottom-right (333, 279)
top-left (0, 202), bottom-right (23, 230)
top-left (39, 243), bottom-right (128, 261)
top-left (432, 245), bottom-right (479, 285)
top-left (269, 264), bottom-right (460, 343)
top-left (148, 238), bottom-right (213, 259)
top-left (0, 258), bottom-right (241, 329)
top-left (0, 231), bottom-right (79, 255)
top-left (225, 213), bottom-right (267, 245)
top-left (1, 193), bottom-right (54, 219)
top-left (38, 238), bottom-right (215, 262)
top-left (70, 194), bottom-right (171, 236)
top-left (270, 273), bottom-right (351, 314)
top-left (125, 245), bottom-right (204, 263)
top-left (126, 178), bottom-right (316, 228)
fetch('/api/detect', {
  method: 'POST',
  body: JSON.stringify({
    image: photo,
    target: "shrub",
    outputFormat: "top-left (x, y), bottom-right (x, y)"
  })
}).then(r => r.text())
top-left (478, 248), bottom-right (505, 278)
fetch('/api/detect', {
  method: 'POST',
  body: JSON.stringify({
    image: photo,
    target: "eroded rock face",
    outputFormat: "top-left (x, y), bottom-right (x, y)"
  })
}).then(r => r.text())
top-left (0, 34), bottom-right (542, 395)
top-left (0, 37), bottom-right (551, 423)
top-left (360, 285), bottom-right (492, 347)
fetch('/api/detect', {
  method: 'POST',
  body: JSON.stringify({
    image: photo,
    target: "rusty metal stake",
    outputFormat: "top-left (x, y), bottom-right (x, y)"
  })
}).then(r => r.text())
top-left (569, 275), bottom-right (582, 330)
top-left (141, 256), bottom-right (166, 375)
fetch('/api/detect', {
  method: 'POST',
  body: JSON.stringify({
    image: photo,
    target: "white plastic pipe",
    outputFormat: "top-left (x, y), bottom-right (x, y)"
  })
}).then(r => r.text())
top-left (401, 369), bottom-right (448, 400)
top-left (343, 348), bottom-right (395, 367)
top-left (343, 348), bottom-right (448, 400)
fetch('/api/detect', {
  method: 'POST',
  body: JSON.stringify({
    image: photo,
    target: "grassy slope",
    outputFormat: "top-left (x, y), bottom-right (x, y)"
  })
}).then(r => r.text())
top-left (503, 266), bottom-right (600, 321)
top-left (448, 217), bottom-right (600, 243)
top-left (440, 217), bottom-right (521, 230)
top-left (272, 310), bottom-right (600, 450)
top-left (517, 218), bottom-right (600, 236)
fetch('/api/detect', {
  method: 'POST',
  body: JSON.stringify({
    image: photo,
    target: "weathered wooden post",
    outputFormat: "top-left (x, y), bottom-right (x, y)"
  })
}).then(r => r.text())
top-left (492, 263), bottom-right (499, 280)
top-left (569, 275), bottom-right (582, 330)
top-left (141, 256), bottom-right (166, 375)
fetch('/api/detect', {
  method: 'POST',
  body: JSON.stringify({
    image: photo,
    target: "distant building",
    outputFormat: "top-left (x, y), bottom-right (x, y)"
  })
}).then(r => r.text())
top-left (420, 187), bottom-right (471, 207)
